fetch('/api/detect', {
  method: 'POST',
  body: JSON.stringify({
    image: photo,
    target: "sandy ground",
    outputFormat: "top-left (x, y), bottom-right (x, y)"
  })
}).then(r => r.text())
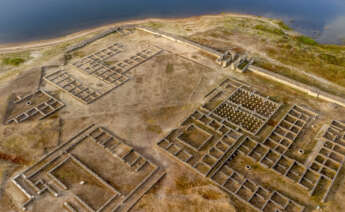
top-left (0, 13), bottom-right (282, 53)
top-left (0, 13), bottom-right (345, 212)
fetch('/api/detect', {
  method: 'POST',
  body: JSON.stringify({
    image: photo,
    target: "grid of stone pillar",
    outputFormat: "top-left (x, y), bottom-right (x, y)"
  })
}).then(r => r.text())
top-left (205, 86), bottom-right (281, 135)
top-left (228, 86), bottom-right (280, 119)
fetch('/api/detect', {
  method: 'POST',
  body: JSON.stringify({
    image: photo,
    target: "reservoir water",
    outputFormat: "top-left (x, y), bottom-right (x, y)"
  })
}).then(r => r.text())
top-left (0, 0), bottom-right (344, 44)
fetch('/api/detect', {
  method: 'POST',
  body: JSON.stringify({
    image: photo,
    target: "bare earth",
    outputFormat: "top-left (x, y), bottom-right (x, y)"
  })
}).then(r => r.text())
top-left (0, 13), bottom-right (345, 212)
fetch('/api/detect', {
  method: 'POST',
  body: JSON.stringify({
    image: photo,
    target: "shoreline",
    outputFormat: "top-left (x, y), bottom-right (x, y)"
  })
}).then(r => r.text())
top-left (0, 12), bottom-right (286, 53)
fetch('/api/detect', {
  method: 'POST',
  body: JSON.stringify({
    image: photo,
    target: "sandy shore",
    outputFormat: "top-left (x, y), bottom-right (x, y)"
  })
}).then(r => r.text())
top-left (0, 13), bottom-right (276, 54)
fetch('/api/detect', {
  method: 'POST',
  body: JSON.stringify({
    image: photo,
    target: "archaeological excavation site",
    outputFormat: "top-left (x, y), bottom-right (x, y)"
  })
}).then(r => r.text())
top-left (1, 15), bottom-right (345, 212)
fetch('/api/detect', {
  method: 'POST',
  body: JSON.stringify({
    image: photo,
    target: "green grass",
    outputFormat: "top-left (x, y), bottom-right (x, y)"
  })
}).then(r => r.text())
top-left (188, 16), bottom-right (345, 91)
top-left (276, 20), bottom-right (291, 30)
top-left (295, 35), bottom-right (318, 45)
top-left (318, 53), bottom-right (345, 66)
top-left (42, 42), bottom-right (69, 58)
top-left (145, 21), bottom-right (164, 30)
top-left (257, 33), bottom-right (345, 91)
top-left (2, 57), bottom-right (25, 66)
top-left (254, 25), bottom-right (285, 36)
top-left (253, 59), bottom-right (345, 97)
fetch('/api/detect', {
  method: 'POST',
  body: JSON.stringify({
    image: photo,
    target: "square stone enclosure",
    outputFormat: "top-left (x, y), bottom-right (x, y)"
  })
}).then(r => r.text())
top-left (11, 124), bottom-right (165, 212)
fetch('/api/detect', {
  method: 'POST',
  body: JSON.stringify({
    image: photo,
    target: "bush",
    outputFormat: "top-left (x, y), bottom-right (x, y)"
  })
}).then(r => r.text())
top-left (296, 35), bottom-right (318, 45)
top-left (254, 25), bottom-right (285, 36)
top-left (277, 21), bottom-right (291, 30)
top-left (2, 57), bottom-right (25, 66)
top-left (319, 53), bottom-right (345, 66)
top-left (146, 22), bottom-right (163, 30)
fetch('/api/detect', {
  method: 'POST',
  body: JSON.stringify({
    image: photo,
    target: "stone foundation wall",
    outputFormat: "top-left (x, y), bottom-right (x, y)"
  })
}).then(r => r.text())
top-left (66, 24), bottom-right (345, 109)
top-left (65, 27), bottom-right (121, 53)
top-left (136, 26), bottom-right (223, 58)
top-left (248, 65), bottom-right (345, 108)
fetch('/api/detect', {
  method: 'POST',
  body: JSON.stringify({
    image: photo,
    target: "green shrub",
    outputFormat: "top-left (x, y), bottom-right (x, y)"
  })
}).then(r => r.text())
top-left (296, 35), bottom-right (318, 45)
top-left (2, 57), bottom-right (25, 66)
top-left (277, 21), bottom-right (291, 30)
top-left (146, 22), bottom-right (163, 30)
top-left (254, 25), bottom-right (285, 36)
top-left (318, 53), bottom-right (345, 66)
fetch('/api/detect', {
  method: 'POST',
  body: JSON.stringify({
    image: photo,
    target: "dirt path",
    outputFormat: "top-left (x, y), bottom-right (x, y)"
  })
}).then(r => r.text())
top-left (305, 124), bottom-right (328, 166)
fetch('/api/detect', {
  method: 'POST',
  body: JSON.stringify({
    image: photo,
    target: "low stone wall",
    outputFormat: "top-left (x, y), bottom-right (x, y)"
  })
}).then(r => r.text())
top-left (65, 24), bottom-right (345, 108)
top-left (136, 26), bottom-right (223, 58)
top-left (248, 65), bottom-right (345, 108)
top-left (65, 27), bottom-right (121, 53)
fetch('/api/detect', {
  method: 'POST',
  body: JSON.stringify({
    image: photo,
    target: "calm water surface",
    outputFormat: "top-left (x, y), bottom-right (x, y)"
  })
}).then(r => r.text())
top-left (0, 0), bottom-right (344, 44)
